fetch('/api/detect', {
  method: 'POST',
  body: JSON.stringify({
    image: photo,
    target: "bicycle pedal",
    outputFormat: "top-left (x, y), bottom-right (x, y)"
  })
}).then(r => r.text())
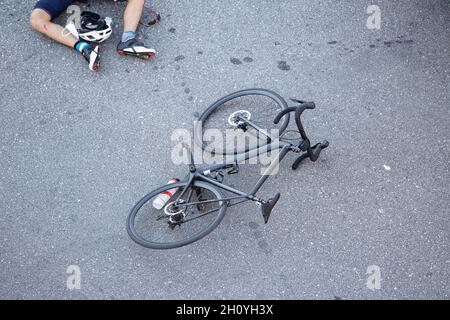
top-left (261, 193), bottom-right (281, 224)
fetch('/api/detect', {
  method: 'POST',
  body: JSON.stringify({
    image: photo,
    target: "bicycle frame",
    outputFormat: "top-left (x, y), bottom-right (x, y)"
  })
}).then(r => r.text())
top-left (127, 89), bottom-right (330, 249)
top-left (173, 95), bottom-right (329, 211)
top-left (177, 118), bottom-right (297, 207)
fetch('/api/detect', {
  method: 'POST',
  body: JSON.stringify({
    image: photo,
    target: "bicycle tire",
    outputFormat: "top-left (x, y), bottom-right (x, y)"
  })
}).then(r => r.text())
top-left (194, 88), bottom-right (290, 155)
top-left (127, 180), bottom-right (227, 249)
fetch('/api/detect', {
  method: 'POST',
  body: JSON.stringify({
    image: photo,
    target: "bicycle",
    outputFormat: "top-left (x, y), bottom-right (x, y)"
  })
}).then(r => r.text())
top-left (127, 88), bottom-right (329, 249)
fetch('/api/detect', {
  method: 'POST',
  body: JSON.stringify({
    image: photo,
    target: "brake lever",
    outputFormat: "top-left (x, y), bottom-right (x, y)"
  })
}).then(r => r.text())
top-left (309, 140), bottom-right (329, 161)
top-left (291, 140), bottom-right (329, 170)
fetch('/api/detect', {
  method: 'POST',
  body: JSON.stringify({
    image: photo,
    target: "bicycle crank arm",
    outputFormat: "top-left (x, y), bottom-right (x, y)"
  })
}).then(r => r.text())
top-left (261, 193), bottom-right (281, 224)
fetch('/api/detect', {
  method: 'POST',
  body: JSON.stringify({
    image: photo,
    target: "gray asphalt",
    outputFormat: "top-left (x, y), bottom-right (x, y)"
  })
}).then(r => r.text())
top-left (0, 0), bottom-right (449, 299)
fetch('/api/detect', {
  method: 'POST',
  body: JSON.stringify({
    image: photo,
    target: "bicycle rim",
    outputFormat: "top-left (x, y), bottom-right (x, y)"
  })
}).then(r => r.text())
top-left (194, 88), bottom-right (290, 156)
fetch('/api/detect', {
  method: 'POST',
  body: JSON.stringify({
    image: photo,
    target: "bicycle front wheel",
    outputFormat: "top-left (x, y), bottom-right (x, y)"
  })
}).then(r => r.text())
top-left (127, 180), bottom-right (227, 249)
top-left (194, 88), bottom-right (290, 156)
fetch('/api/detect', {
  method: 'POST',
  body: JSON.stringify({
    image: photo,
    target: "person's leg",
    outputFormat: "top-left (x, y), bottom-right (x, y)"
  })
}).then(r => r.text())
top-left (30, 0), bottom-right (80, 47)
top-left (117, 0), bottom-right (156, 59)
top-left (30, 9), bottom-right (78, 48)
top-left (29, 0), bottom-right (100, 71)
top-left (123, 0), bottom-right (145, 34)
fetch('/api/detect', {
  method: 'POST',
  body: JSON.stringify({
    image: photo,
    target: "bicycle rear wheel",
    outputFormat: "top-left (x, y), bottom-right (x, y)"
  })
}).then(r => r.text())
top-left (194, 88), bottom-right (290, 156)
top-left (127, 180), bottom-right (226, 249)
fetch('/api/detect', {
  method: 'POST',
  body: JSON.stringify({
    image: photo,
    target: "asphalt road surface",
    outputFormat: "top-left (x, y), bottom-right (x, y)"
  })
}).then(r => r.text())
top-left (1, 0), bottom-right (449, 299)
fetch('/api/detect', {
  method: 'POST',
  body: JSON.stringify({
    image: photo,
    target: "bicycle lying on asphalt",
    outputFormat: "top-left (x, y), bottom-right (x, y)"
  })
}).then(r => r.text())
top-left (127, 88), bottom-right (329, 249)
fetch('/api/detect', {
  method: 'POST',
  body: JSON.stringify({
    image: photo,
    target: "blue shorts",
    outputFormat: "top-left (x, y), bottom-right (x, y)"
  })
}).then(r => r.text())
top-left (34, 0), bottom-right (77, 19)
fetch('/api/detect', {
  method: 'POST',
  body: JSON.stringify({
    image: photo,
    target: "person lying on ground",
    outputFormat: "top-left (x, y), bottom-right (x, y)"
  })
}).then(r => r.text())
top-left (30, 0), bottom-right (156, 71)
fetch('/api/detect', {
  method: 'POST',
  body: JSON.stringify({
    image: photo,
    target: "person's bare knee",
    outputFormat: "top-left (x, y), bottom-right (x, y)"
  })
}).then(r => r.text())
top-left (30, 9), bottom-right (51, 32)
top-left (29, 16), bottom-right (45, 31)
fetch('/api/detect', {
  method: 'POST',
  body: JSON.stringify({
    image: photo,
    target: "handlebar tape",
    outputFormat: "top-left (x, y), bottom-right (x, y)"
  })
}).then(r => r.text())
top-left (273, 107), bottom-right (297, 124)
top-left (273, 102), bottom-right (316, 140)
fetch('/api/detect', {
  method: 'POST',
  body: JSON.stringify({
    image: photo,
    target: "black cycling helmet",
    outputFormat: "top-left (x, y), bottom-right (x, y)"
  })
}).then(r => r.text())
top-left (69, 11), bottom-right (112, 43)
